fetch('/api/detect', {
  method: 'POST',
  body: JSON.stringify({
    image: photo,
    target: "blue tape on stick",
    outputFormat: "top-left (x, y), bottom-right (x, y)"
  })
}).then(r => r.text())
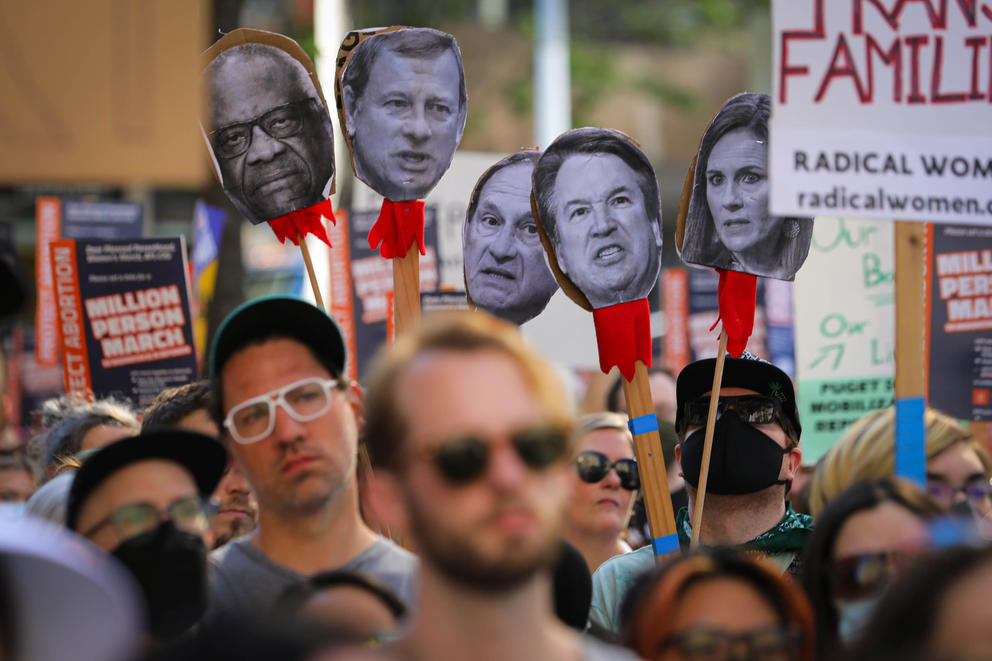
top-left (895, 396), bottom-right (926, 486)
top-left (652, 534), bottom-right (680, 556)
top-left (628, 414), bottom-right (659, 435)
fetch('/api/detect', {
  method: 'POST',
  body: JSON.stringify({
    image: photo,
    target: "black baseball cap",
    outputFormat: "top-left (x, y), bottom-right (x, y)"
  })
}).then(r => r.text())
top-left (66, 430), bottom-right (227, 532)
top-left (675, 353), bottom-right (801, 439)
top-left (208, 295), bottom-right (347, 379)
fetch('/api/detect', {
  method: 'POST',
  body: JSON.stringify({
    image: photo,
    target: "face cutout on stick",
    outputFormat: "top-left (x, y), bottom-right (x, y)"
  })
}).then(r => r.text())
top-left (202, 30), bottom-right (336, 225)
top-left (336, 27), bottom-right (467, 202)
top-left (462, 150), bottom-right (559, 325)
top-left (676, 93), bottom-right (813, 281)
top-left (532, 127), bottom-right (663, 311)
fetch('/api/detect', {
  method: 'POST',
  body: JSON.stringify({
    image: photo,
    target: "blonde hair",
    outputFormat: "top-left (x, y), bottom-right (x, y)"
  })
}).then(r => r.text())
top-left (363, 311), bottom-right (576, 471)
top-left (808, 406), bottom-right (986, 517)
top-left (573, 412), bottom-right (633, 453)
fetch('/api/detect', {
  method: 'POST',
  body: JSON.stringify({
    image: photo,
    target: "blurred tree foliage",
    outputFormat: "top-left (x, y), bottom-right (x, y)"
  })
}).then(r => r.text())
top-left (347, 0), bottom-right (768, 46)
top-left (347, 0), bottom-right (768, 128)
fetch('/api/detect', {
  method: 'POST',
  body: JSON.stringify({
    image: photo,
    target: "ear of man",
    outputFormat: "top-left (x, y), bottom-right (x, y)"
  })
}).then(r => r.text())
top-left (346, 382), bottom-right (366, 433)
top-left (342, 85), bottom-right (358, 136)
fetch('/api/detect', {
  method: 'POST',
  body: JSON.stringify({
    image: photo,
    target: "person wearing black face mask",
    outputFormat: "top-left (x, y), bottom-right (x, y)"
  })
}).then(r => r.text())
top-left (65, 430), bottom-right (227, 643)
top-left (590, 353), bottom-right (812, 634)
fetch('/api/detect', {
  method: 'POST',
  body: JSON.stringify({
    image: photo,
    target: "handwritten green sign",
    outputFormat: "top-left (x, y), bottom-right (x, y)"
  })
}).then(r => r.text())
top-left (794, 218), bottom-right (895, 461)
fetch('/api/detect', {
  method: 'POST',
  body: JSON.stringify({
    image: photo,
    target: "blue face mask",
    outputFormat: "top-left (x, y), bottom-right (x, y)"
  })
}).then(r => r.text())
top-left (835, 594), bottom-right (883, 646)
top-left (0, 502), bottom-right (26, 517)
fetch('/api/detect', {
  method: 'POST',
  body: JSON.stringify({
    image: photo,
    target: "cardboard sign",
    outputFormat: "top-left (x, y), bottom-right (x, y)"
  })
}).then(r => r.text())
top-left (532, 127), bottom-right (663, 310)
top-left (927, 223), bottom-right (992, 420)
top-left (0, 1), bottom-right (205, 186)
top-left (201, 29), bottom-right (336, 225)
top-left (462, 150), bottom-right (559, 325)
top-left (771, 2), bottom-right (992, 223)
top-left (335, 27), bottom-right (467, 202)
top-left (49, 238), bottom-right (198, 406)
top-left (794, 217), bottom-right (895, 460)
top-left (677, 93), bottom-right (813, 281)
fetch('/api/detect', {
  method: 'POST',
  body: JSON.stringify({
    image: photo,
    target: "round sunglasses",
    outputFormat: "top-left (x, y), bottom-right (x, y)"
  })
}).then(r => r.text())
top-left (829, 551), bottom-right (916, 601)
top-left (573, 451), bottom-right (639, 490)
top-left (420, 426), bottom-right (569, 485)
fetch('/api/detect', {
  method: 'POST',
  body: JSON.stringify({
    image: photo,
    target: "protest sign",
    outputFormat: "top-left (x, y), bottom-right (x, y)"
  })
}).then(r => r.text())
top-left (336, 27), bottom-right (467, 336)
top-left (35, 198), bottom-right (62, 367)
top-left (794, 217), bottom-right (895, 461)
top-left (927, 223), bottom-right (992, 420)
top-left (677, 93), bottom-right (813, 281)
top-left (349, 208), bottom-right (440, 379)
top-left (327, 210), bottom-right (359, 383)
top-left (661, 268), bottom-right (691, 374)
top-left (462, 150), bottom-right (558, 326)
top-left (422, 291), bottom-right (471, 314)
top-left (687, 268), bottom-right (770, 366)
top-left (192, 201), bottom-right (226, 362)
top-left (61, 201), bottom-right (143, 239)
top-left (49, 238), bottom-right (198, 407)
top-left (771, 2), bottom-right (992, 223)
top-left (35, 197), bottom-right (146, 368)
top-left (532, 127), bottom-right (677, 560)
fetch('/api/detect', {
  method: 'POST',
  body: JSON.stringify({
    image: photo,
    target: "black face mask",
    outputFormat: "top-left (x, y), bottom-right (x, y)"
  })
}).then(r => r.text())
top-left (112, 520), bottom-right (208, 640)
top-left (680, 413), bottom-right (789, 495)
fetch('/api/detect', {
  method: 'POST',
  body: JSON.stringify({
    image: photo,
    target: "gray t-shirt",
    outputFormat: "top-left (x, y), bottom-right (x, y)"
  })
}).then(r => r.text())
top-left (206, 535), bottom-right (418, 620)
top-left (582, 635), bottom-right (642, 660)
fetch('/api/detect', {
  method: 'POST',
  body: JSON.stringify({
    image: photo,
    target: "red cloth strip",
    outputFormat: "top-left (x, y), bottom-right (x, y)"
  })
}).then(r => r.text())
top-left (592, 298), bottom-right (653, 381)
top-left (714, 268), bottom-right (757, 357)
top-left (368, 199), bottom-right (426, 259)
top-left (267, 199), bottom-right (336, 247)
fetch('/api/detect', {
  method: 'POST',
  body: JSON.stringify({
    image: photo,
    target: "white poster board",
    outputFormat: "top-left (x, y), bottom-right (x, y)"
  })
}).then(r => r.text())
top-left (793, 217), bottom-right (895, 461)
top-left (771, 2), bottom-right (992, 224)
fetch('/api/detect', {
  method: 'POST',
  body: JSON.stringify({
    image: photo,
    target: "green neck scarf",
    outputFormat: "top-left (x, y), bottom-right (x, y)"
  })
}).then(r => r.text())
top-left (675, 502), bottom-right (814, 554)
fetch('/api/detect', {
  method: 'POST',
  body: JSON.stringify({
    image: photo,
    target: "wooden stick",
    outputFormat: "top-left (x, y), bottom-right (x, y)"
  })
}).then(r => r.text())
top-left (893, 221), bottom-right (927, 485)
top-left (298, 231), bottom-right (326, 311)
top-left (623, 360), bottom-right (679, 562)
top-left (392, 243), bottom-right (421, 338)
top-left (690, 330), bottom-right (729, 548)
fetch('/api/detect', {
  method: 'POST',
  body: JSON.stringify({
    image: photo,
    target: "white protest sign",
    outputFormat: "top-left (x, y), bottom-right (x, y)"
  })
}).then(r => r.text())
top-left (793, 217), bottom-right (895, 461)
top-left (771, 2), bottom-right (992, 224)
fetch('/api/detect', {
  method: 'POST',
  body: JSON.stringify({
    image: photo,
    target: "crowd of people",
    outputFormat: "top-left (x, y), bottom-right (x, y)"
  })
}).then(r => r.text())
top-left (1, 293), bottom-right (990, 661)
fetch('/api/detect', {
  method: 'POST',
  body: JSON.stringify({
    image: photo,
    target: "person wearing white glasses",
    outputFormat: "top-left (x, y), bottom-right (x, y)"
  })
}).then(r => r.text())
top-left (204, 295), bottom-right (418, 624)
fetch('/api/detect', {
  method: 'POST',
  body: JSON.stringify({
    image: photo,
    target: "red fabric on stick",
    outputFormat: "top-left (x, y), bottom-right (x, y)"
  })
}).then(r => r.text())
top-left (591, 298), bottom-right (653, 381)
top-left (714, 268), bottom-right (757, 357)
top-left (267, 199), bottom-right (336, 247)
top-left (368, 199), bottom-right (427, 259)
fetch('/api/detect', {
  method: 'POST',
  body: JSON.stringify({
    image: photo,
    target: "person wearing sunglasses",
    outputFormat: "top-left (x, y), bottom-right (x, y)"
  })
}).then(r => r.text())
top-left (142, 380), bottom-right (259, 550)
top-left (621, 547), bottom-right (815, 661)
top-left (800, 478), bottom-right (944, 659)
top-left (848, 544), bottom-right (992, 661)
top-left (563, 412), bottom-right (640, 574)
top-left (65, 429), bottom-right (227, 641)
top-left (362, 312), bottom-right (639, 660)
top-left (206, 296), bottom-right (417, 625)
top-left (592, 354), bottom-right (810, 634)
top-left (808, 405), bottom-right (992, 521)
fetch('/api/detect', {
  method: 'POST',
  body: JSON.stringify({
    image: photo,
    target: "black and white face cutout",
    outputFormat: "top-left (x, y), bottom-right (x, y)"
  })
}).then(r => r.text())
top-left (533, 127), bottom-right (663, 310)
top-left (677, 93), bottom-right (813, 281)
top-left (339, 27), bottom-right (467, 202)
top-left (202, 32), bottom-right (335, 225)
top-left (462, 151), bottom-right (558, 325)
